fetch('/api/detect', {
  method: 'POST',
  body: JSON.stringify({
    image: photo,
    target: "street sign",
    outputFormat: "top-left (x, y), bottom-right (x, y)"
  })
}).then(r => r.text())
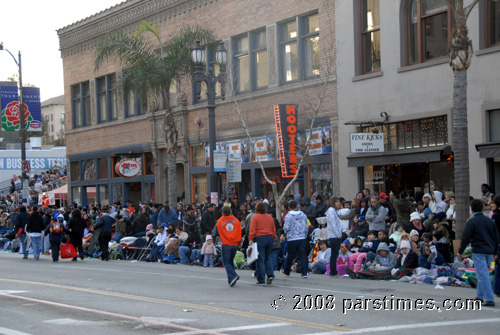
top-left (22, 160), bottom-right (30, 173)
top-left (227, 161), bottom-right (242, 183)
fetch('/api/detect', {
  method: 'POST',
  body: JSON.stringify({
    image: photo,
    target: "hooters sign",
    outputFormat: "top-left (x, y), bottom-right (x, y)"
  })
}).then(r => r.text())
top-left (274, 104), bottom-right (298, 178)
top-left (115, 159), bottom-right (142, 177)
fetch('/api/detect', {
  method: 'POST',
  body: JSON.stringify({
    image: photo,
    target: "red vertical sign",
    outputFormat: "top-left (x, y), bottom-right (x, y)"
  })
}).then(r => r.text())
top-left (274, 104), bottom-right (298, 178)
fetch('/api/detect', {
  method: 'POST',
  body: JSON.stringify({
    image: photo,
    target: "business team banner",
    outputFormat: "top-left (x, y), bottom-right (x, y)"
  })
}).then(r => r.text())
top-left (0, 85), bottom-right (42, 131)
top-left (273, 104), bottom-right (298, 178)
top-left (0, 157), bottom-right (67, 170)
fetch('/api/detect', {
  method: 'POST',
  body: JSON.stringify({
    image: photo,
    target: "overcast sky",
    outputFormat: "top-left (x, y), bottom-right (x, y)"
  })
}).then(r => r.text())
top-left (0, 0), bottom-right (125, 102)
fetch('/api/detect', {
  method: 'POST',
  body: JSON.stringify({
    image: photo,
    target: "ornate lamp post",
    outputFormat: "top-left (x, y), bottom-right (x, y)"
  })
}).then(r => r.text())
top-left (0, 42), bottom-right (27, 182)
top-left (191, 40), bottom-right (227, 198)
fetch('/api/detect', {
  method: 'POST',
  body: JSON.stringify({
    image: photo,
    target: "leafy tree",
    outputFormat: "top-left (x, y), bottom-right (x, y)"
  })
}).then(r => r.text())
top-left (95, 21), bottom-right (216, 204)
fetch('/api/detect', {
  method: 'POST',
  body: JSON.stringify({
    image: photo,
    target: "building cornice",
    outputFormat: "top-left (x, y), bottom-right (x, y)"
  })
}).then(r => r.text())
top-left (57, 0), bottom-right (218, 58)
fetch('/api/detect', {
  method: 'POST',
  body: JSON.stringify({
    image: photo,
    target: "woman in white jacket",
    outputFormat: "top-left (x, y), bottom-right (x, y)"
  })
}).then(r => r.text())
top-left (145, 224), bottom-right (167, 262)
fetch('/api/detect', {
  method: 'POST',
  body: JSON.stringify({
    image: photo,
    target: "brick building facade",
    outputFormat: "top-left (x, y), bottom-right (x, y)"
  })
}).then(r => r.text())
top-left (58, 0), bottom-right (339, 205)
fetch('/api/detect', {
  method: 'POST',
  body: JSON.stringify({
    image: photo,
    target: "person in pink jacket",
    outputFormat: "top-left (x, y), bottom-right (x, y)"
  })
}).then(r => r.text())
top-left (201, 235), bottom-right (218, 267)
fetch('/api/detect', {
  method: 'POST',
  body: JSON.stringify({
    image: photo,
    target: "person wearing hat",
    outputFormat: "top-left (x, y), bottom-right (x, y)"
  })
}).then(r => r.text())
top-left (67, 208), bottom-right (87, 261)
top-left (14, 205), bottom-right (30, 259)
top-left (406, 212), bottom-right (425, 237)
top-left (409, 229), bottom-right (420, 254)
top-left (200, 234), bottom-right (217, 267)
top-left (378, 192), bottom-right (395, 226)
top-left (389, 223), bottom-right (405, 245)
top-left (389, 191), bottom-right (412, 229)
top-left (432, 228), bottom-right (451, 263)
top-left (351, 215), bottom-right (368, 239)
top-left (395, 240), bottom-right (418, 270)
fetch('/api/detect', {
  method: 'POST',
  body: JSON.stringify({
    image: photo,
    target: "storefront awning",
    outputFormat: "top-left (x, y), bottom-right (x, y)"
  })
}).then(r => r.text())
top-left (475, 142), bottom-right (500, 158)
top-left (347, 145), bottom-right (451, 168)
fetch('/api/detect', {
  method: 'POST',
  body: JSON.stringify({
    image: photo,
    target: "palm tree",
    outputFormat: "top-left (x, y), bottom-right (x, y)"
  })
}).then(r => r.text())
top-left (95, 21), bottom-right (216, 205)
top-left (446, 0), bottom-right (479, 240)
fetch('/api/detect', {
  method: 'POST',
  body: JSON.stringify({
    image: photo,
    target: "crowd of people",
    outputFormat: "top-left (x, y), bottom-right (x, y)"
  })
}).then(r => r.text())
top-left (0, 182), bottom-right (499, 302)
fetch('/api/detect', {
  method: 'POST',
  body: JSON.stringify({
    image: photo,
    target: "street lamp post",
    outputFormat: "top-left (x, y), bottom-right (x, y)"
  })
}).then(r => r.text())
top-left (191, 40), bottom-right (227, 200)
top-left (0, 43), bottom-right (27, 183)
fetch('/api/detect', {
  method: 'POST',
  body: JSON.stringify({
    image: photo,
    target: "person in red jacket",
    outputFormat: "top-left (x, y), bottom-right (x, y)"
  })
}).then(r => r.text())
top-left (215, 206), bottom-right (241, 287)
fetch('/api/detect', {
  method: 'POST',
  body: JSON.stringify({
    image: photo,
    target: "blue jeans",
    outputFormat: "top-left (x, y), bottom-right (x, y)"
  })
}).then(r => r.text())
top-left (42, 232), bottom-right (51, 254)
top-left (30, 235), bottom-right (41, 259)
top-left (473, 253), bottom-right (494, 302)
top-left (178, 246), bottom-right (191, 264)
top-left (221, 245), bottom-right (238, 284)
top-left (20, 234), bottom-right (28, 258)
top-left (285, 239), bottom-right (308, 276)
top-left (191, 249), bottom-right (202, 262)
top-left (254, 235), bottom-right (275, 283)
top-left (495, 261), bottom-right (500, 295)
top-left (309, 262), bottom-right (327, 273)
top-left (271, 250), bottom-right (280, 270)
top-left (204, 254), bottom-right (214, 267)
top-left (147, 244), bottom-right (162, 260)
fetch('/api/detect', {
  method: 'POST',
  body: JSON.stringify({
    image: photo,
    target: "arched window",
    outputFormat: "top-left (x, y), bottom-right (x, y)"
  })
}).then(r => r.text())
top-left (407, 0), bottom-right (452, 64)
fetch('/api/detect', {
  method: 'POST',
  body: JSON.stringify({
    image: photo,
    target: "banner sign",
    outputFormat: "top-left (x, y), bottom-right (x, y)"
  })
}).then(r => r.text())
top-left (305, 125), bottom-right (332, 155)
top-left (227, 140), bottom-right (242, 162)
top-left (274, 104), bottom-right (298, 178)
top-left (226, 161), bottom-right (242, 183)
top-left (0, 157), bottom-right (67, 170)
top-left (213, 151), bottom-right (227, 172)
top-left (252, 135), bottom-right (276, 162)
top-left (350, 133), bottom-right (385, 153)
top-left (0, 86), bottom-right (42, 131)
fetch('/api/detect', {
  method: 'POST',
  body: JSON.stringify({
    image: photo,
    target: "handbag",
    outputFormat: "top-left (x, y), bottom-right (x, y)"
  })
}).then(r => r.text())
top-left (60, 242), bottom-right (78, 259)
top-left (246, 242), bottom-right (259, 265)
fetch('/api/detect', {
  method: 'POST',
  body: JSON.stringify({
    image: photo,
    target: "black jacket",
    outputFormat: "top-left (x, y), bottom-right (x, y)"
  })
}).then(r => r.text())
top-left (26, 212), bottom-right (45, 233)
top-left (396, 250), bottom-right (419, 269)
top-left (14, 206), bottom-right (29, 235)
top-left (94, 214), bottom-right (115, 235)
top-left (351, 221), bottom-right (369, 239)
top-left (200, 210), bottom-right (215, 235)
top-left (459, 212), bottom-right (499, 255)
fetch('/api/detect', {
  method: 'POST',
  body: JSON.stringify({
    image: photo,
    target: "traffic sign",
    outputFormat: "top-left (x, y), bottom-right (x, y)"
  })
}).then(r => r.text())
top-left (22, 160), bottom-right (30, 173)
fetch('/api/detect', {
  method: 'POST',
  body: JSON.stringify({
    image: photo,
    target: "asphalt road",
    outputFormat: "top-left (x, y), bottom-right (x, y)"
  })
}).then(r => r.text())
top-left (1, 252), bottom-right (499, 335)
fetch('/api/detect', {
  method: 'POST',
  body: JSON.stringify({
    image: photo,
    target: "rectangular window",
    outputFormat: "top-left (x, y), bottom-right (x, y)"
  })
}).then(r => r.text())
top-left (99, 158), bottom-right (108, 179)
top-left (282, 20), bottom-right (299, 82)
top-left (407, 0), bottom-right (450, 64)
top-left (97, 74), bottom-right (117, 122)
top-left (361, 0), bottom-right (381, 73)
top-left (97, 77), bottom-right (107, 122)
top-left (303, 14), bottom-right (320, 77)
top-left (488, 0), bottom-right (500, 47)
top-left (71, 84), bottom-right (82, 128)
top-left (490, 109), bottom-right (500, 141)
top-left (253, 30), bottom-right (268, 89)
top-left (71, 161), bottom-right (80, 182)
top-left (83, 82), bottom-right (91, 126)
top-left (197, 45), bottom-right (222, 101)
top-left (191, 146), bottom-right (206, 167)
top-left (280, 13), bottom-right (320, 83)
top-left (192, 174), bottom-right (207, 203)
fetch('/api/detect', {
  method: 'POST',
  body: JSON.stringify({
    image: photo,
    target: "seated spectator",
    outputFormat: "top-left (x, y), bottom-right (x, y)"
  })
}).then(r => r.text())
top-left (351, 216), bottom-right (368, 239)
top-left (418, 243), bottom-right (445, 269)
top-left (175, 226), bottom-right (188, 242)
top-left (349, 237), bottom-right (364, 253)
top-left (145, 224), bottom-right (155, 240)
top-left (112, 214), bottom-right (126, 242)
top-left (161, 228), bottom-right (181, 263)
top-left (395, 240), bottom-right (419, 269)
top-left (389, 224), bottom-right (405, 245)
top-left (178, 225), bottom-right (202, 264)
top-left (145, 224), bottom-right (167, 262)
top-left (345, 242), bottom-right (397, 280)
top-left (432, 229), bottom-right (451, 263)
top-left (347, 230), bottom-right (379, 273)
top-left (409, 230), bottom-right (420, 254)
top-left (308, 239), bottom-right (331, 274)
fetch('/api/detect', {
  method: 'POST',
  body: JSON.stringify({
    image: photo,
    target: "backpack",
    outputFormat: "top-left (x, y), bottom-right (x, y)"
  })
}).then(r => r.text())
top-left (50, 221), bottom-right (63, 234)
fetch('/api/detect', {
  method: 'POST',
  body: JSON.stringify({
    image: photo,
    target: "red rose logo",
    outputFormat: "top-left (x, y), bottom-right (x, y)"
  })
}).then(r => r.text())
top-left (4, 101), bottom-right (30, 127)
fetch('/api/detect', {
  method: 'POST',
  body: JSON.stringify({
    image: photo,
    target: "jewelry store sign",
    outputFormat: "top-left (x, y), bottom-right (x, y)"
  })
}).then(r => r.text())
top-left (350, 133), bottom-right (385, 153)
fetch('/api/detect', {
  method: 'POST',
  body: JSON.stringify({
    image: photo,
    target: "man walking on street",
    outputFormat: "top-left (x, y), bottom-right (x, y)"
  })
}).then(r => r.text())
top-left (457, 199), bottom-right (499, 307)
top-left (215, 206), bottom-right (241, 287)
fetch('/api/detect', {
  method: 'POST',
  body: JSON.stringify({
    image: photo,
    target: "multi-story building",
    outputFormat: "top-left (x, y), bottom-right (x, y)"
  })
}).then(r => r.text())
top-left (336, 0), bottom-right (500, 196)
top-left (57, 0), bottom-right (338, 205)
top-left (41, 95), bottom-right (65, 146)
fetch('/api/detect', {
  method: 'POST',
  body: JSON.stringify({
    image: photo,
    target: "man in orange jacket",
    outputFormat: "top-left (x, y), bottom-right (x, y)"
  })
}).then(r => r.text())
top-left (215, 205), bottom-right (241, 287)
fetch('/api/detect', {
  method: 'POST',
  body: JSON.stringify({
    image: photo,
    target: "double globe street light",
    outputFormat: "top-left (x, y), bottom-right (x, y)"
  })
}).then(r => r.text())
top-left (191, 40), bottom-right (227, 199)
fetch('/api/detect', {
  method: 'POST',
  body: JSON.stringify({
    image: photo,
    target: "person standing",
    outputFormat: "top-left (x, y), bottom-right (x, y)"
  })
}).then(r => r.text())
top-left (14, 205), bottom-right (30, 259)
top-left (457, 199), bottom-right (499, 306)
top-left (67, 209), bottom-right (87, 261)
top-left (283, 201), bottom-right (309, 278)
top-left (326, 196), bottom-right (342, 276)
top-left (200, 203), bottom-right (216, 236)
top-left (249, 202), bottom-right (277, 285)
top-left (215, 206), bottom-right (242, 287)
top-left (26, 207), bottom-right (45, 260)
top-left (44, 217), bottom-right (70, 262)
top-left (93, 208), bottom-right (115, 261)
